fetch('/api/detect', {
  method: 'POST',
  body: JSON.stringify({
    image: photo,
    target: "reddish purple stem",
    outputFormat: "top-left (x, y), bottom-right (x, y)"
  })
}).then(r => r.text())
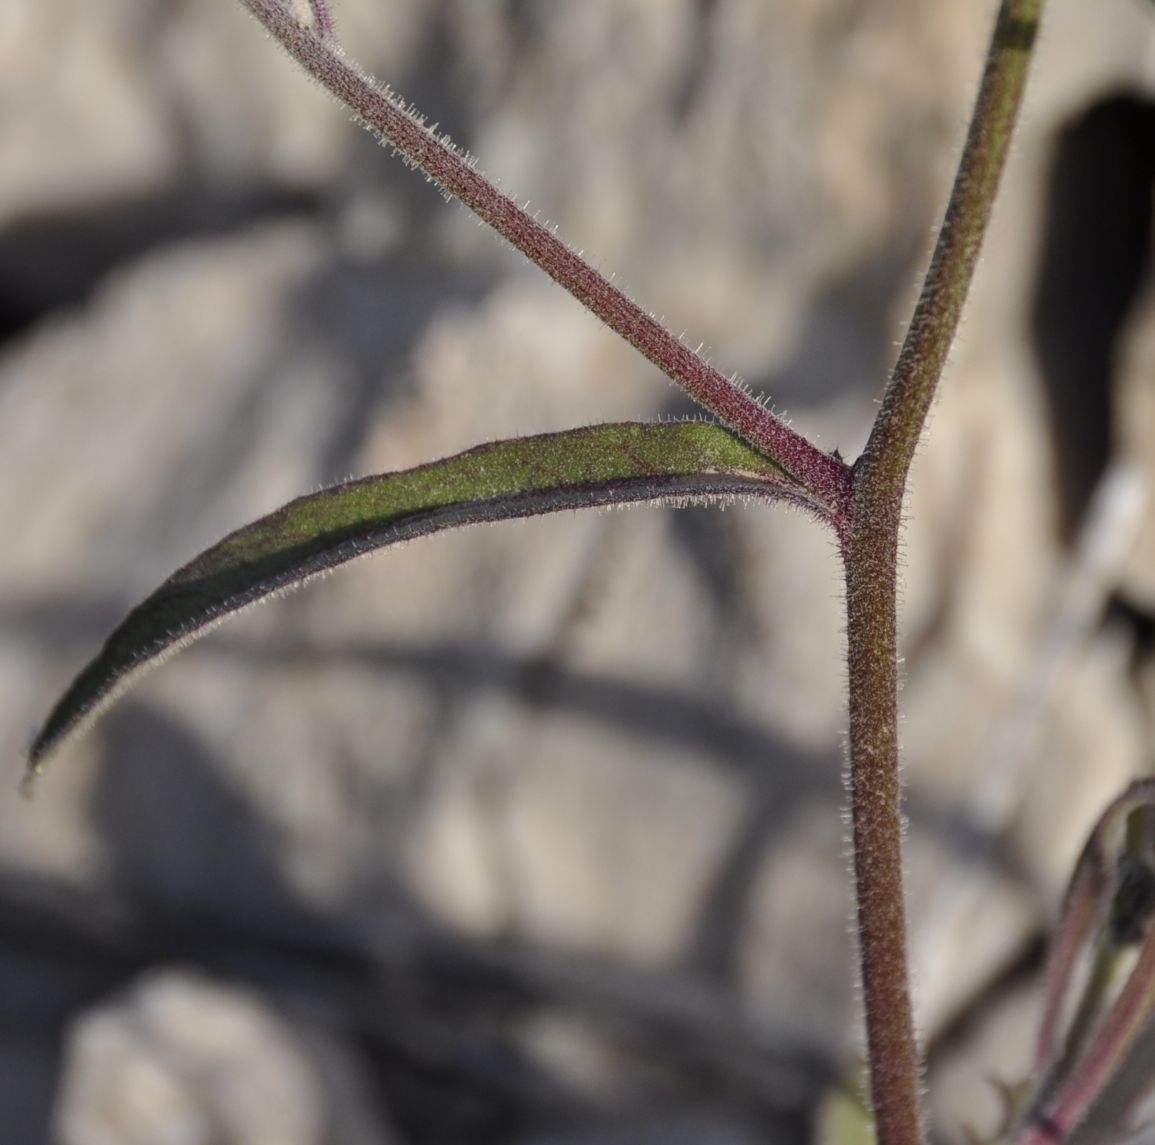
top-left (241, 0), bottom-right (850, 522)
top-left (307, 0), bottom-right (334, 41)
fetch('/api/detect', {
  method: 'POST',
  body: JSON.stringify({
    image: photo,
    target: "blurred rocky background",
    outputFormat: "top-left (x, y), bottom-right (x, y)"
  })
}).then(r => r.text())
top-left (4, 0), bottom-right (1155, 1141)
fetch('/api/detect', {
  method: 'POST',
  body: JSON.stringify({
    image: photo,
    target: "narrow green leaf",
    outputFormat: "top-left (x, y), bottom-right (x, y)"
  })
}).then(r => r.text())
top-left (26, 420), bottom-right (809, 783)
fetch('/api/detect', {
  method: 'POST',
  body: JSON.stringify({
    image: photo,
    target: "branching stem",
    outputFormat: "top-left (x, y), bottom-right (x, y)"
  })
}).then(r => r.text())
top-left (842, 3), bottom-right (1043, 1142)
top-left (241, 0), bottom-right (851, 519)
top-left (232, 3), bottom-right (1039, 1141)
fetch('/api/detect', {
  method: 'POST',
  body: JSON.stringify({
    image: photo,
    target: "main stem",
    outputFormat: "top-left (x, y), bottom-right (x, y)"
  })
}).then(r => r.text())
top-left (842, 2), bottom-right (1043, 1142)
top-left (844, 506), bottom-right (919, 1144)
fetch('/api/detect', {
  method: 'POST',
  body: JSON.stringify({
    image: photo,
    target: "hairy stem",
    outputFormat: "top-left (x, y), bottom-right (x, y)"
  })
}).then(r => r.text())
top-left (858, 0), bottom-right (1043, 500)
top-left (240, 0), bottom-right (850, 517)
top-left (843, 2), bottom-right (1043, 1142)
top-left (844, 509), bottom-right (919, 1144)
top-left (238, 2), bottom-right (1046, 1140)
top-left (305, 0), bottom-right (334, 42)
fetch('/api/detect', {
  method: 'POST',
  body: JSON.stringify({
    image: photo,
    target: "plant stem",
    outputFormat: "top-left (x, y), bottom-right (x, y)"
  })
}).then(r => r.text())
top-left (239, 0), bottom-right (850, 517)
top-left (304, 0), bottom-right (334, 42)
top-left (842, 2), bottom-right (1043, 1142)
top-left (239, 1), bottom-right (1046, 1140)
top-left (858, 0), bottom-right (1043, 500)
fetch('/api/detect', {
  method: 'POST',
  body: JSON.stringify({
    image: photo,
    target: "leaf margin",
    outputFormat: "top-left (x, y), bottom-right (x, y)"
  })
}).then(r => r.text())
top-left (25, 419), bottom-right (818, 784)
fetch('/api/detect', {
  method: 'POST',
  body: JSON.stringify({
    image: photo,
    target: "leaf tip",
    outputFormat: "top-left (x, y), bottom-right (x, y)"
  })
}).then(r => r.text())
top-left (19, 766), bottom-right (39, 801)
top-left (20, 729), bottom-right (48, 799)
top-left (21, 686), bottom-right (95, 793)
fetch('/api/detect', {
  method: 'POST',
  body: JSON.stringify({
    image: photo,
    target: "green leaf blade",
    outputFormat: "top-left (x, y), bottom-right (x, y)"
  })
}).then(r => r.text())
top-left (26, 420), bottom-right (809, 781)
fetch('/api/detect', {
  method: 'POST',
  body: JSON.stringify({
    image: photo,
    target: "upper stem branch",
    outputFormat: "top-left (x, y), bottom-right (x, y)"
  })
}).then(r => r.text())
top-left (856, 0), bottom-right (1043, 500)
top-left (241, 0), bottom-right (850, 518)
